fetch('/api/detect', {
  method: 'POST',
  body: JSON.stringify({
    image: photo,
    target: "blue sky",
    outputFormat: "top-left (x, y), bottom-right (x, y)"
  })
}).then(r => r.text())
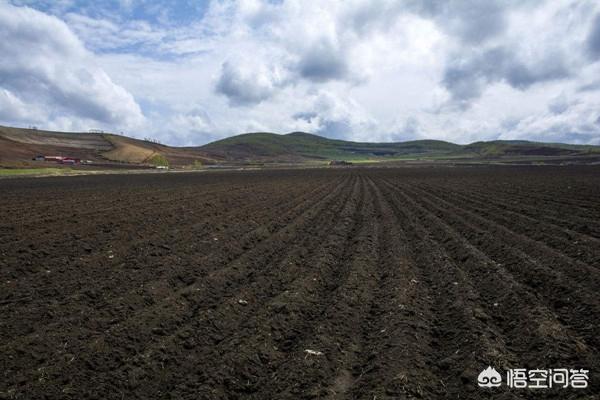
top-left (12, 1), bottom-right (211, 27)
top-left (2, 0), bottom-right (600, 145)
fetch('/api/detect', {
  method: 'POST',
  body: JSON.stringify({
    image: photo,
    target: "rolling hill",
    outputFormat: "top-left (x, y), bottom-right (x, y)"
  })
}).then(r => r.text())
top-left (0, 125), bottom-right (215, 168)
top-left (199, 131), bottom-right (600, 163)
top-left (1, 124), bottom-right (600, 169)
top-left (199, 132), bottom-right (463, 162)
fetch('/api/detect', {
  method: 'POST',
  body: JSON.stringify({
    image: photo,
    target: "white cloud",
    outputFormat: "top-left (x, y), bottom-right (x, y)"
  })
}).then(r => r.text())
top-left (0, 89), bottom-right (39, 122)
top-left (292, 90), bottom-right (376, 139)
top-left (3, 0), bottom-right (600, 145)
top-left (216, 60), bottom-right (289, 106)
top-left (0, 3), bottom-right (144, 131)
top-left (64, 13), bottom-right (166, 53)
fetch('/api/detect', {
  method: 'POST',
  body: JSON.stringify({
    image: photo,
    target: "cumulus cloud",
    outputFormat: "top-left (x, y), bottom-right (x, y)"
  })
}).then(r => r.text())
top-left (297, 37), bottom-right (349, 82)
top-left (4, 0), bottom-right (600, 145)
top-left (502, 107), bottom-right (600, 145)
top-left (408, 0), bottom-right (509, 44)
top-left (443, 46), bottom-right (570, 107)
top-left (293, 111), bottom-right (318, 123)
top-left (291, 91), bottom-right (376, 140)
top-left (0, 3), bottom-right (144, 129)
top-left (162, 108), bottom-right (219, 145)
top-left (216, 60), bottom-right (289, 106)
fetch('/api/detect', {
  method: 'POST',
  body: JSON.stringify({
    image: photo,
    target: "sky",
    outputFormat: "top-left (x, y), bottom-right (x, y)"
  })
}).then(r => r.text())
top-left (2, 0), bottom-right (600, 146)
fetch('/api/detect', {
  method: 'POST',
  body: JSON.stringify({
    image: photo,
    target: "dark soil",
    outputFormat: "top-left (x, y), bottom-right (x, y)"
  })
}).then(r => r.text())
top-left (1, 166), bottom-right (599, 399)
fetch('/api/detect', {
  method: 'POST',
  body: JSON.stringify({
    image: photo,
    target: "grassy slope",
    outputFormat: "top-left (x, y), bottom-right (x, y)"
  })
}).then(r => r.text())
top-left (0, 125), bottom-right (113, 150)
top-left (0, 168), bottom-right (71, 176)
top-left (102, 134), bottom-right (157, 164)
top-left (0, 126), bottom-right (215, 167)
top-left (200, 132), bottom-right (464, 161)
top-left (96, 134), bottom-right (217, 166)
top-left (2, 125), bottom-right (600, 166)
top-left (464, 140), bottom-right (600, 157)
top-left (201, 132), bottom-right (600, 162)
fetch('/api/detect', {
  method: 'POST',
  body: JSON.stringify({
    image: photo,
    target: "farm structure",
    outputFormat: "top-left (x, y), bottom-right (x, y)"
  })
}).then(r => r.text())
top-left (37, 155), bottom-right (81, 164)
top-left (329, 160), bottom-right (353, 166)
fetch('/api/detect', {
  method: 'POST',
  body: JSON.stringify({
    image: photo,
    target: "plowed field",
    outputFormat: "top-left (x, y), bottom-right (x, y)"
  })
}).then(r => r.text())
top-left (1, 166), bottom-right (599, 399)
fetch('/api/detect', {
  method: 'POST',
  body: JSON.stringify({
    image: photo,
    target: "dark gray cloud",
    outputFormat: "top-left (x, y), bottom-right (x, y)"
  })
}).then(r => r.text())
top-left (577, 81), bottom-right (600, 92)
top-left (0, 62), bottom-right (137, 125)
top-left (344, 1), bottom-right (404, 35)
top-left (406, 0), bottom-right (508, 44)
top-left (443, 46), bottom-right (569, 106)
top-left (587, 14), bottom-right (600, 60)
top-left (297, 39), bottom-right (348, 82)
top-left (547, 95), bottom-right (570, 115)
top-left (293, 111), bottom-right (318, 123)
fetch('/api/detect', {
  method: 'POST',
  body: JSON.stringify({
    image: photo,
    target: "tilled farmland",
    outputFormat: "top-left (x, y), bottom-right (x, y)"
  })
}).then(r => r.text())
top-left (1, 166), bottom-right (599, 400)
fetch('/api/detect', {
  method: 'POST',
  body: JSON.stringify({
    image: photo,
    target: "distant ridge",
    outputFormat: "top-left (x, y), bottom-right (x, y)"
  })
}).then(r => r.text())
top-left (199, 131), bottom-right (600, 162)
top-left (1, 124), bottom-right (600, 168)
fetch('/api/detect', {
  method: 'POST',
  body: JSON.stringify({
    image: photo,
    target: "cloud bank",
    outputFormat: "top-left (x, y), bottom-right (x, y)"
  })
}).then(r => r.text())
top-left (0, 3), bottom-right (144, 132)
top-left (1, 0), bottom-right (600, 145)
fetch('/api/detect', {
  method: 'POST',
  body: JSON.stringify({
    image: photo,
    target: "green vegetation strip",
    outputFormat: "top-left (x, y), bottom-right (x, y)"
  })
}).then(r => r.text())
top-left (0, 168), bottom-right (73, 176)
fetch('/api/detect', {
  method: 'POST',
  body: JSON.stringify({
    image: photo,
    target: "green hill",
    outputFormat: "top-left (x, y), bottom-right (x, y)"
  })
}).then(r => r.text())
top-left (2, 124), bottom-right (600, 168)
top-left (200, 132), bottom-right (600, 163)
top-left (200, 132), bottom-right (463, 162)
top-left (464, 140), bottom-right (600, 157)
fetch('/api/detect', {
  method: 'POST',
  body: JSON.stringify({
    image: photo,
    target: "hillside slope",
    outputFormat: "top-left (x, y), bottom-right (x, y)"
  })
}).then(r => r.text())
top-left (199, 132), bottom-right (463, 162)
top-left (102, 135), bottom-right (215, 166)
top-left (2, 124), bottom-right (600, 168)
top-left (200, 131), bottom-right (600, 162)
top-left (0, 126), bottom-right (114, 167)
top-left (464, 140), bottom-right (600, 157)
top-left (0, 125), bottom-right (214, 167)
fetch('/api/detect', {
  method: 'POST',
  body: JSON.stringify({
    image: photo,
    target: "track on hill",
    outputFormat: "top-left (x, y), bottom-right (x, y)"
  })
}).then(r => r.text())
top-left (1, 166), bottom-right (599, 399)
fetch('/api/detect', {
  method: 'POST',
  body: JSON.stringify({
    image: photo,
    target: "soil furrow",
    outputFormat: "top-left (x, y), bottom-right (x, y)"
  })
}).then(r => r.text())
top-left (429, 182), bottom-right (600, 239)
top-left (0, 179), bottom-right (333, 344)
top-left (244, 175), bottom-right (369, 399)
top-left (381, 178), bottom-right (599, 395)
top-left (2, 166), bottom-right (599, 400)
top-left (377, 177), bottom-right (520, 398)
top-left (401, 183), bottom-right (600, 355)
top-left (419, 182), bottom-right (600, 264)
top-left (0, 178), bottom-right (329, 326)
top-left (343, 177), bottom-right (439, 399)
top-left (1, 175), bottom-right (356, 398)
top-left (85, 175), bottom-right (363, 399)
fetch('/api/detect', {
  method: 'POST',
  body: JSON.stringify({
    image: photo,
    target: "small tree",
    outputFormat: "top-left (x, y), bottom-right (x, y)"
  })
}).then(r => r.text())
top-left (149, 154), bottom-right (169, 167)
top-left (192, 160), bottom-right (203, 169)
